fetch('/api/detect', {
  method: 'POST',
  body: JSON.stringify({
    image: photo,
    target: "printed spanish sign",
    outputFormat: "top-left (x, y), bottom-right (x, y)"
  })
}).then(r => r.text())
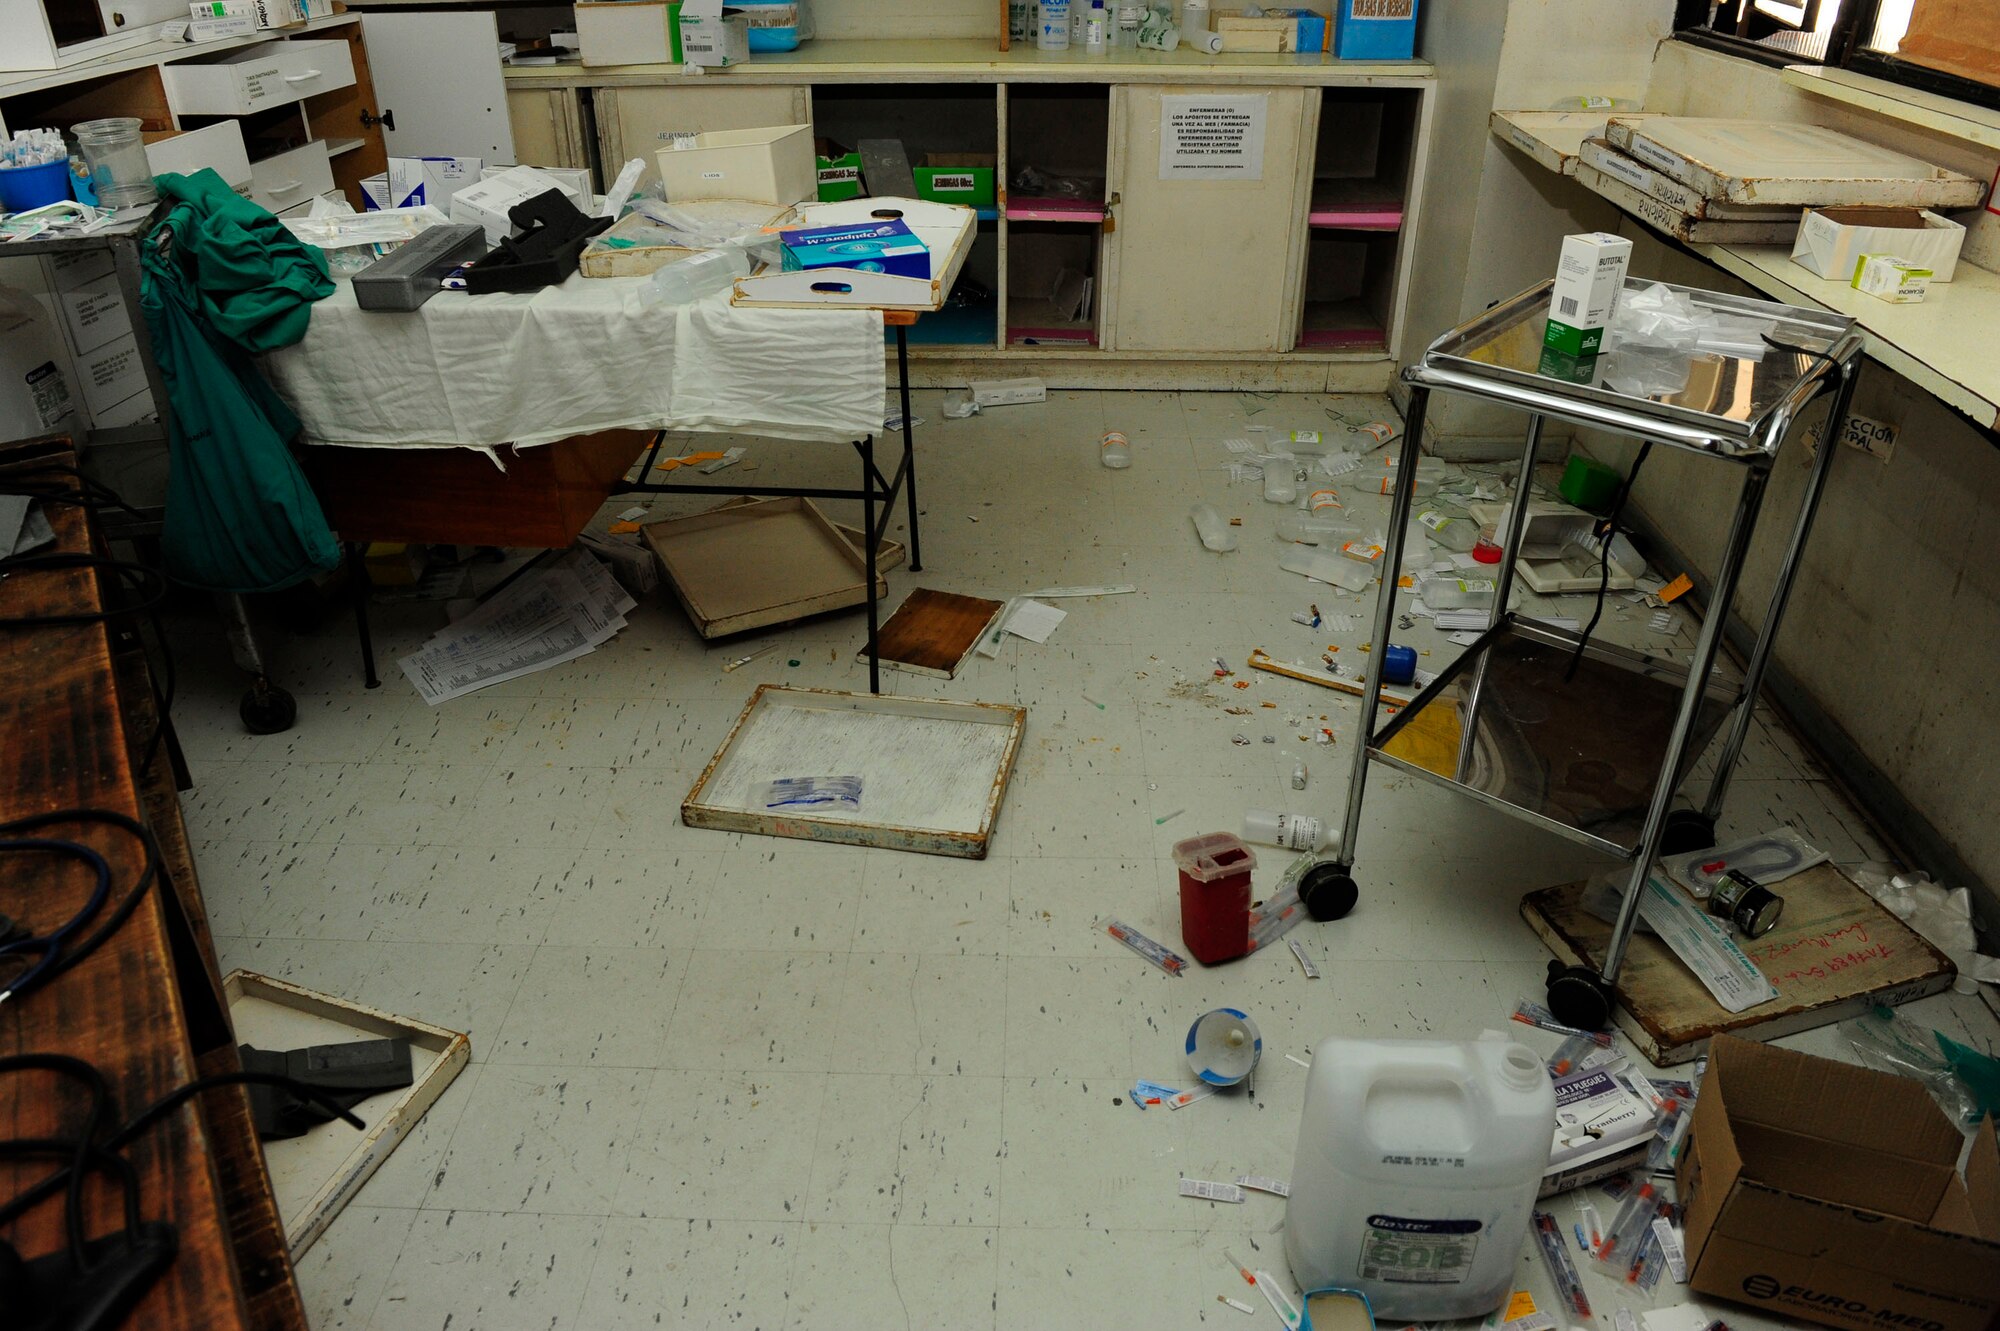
top-left (1159, 94), bottom-right (1267, 180)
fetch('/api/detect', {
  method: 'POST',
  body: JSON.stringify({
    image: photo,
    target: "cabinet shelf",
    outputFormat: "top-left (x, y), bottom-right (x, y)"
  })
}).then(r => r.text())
top-left (1308, 179), bottom-right (1403, 231)
top-left (1004, 196), bottom-right (1105, 222)
top-left (1298, 298), bottom-right (1386, 350)
top-left (1007, 297), bottom-right (1097, 346)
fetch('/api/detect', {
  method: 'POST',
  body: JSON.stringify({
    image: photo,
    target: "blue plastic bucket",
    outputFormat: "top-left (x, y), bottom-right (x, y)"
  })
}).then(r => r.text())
top-left (0, 158), bottom-right (73, 214)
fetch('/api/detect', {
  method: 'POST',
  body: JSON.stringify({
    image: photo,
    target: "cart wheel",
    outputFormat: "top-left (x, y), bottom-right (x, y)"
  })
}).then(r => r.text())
top-left (1660, 808), bottom-right (1717, 856)
top-left (1300, 864), bottom-right (1359, 922)
top-left (240, 681), bottom-right (297, 736)
top-left (1545, 959), bottom-right (1613, 1032)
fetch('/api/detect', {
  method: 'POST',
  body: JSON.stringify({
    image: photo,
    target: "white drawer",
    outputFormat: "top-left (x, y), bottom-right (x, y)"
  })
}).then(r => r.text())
top-left (249, 140), bottom-right (335, 213)
top-left (161, 38), bottom-right (355, 117)
top-left (145, 121), bottom-right (254, 194)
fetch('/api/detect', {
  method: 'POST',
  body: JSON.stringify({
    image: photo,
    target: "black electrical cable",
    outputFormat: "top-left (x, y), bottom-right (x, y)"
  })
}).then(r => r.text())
top-left (0, 1055), bottom-right (119, 1272)
top-left (2, 465), bottom-right (179, 777)
top-left (0, 809), bottom-right (160, 996)
top-left (0, 838), bottom-right (114, 1003)
top-left (1564, 441), bottom-right (1653, 683)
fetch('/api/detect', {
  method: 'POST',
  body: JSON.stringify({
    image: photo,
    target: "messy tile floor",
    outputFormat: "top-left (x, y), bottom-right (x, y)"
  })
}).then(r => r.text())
top-left (169, 390), bottom-right (1997, 1330)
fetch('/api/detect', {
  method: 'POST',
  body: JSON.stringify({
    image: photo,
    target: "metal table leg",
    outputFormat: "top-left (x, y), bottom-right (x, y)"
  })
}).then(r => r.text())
top-left (1699, 358), bottom-right (1860, 827)
top-left (1488, 414), bottom-right (1547, 614)
top-left (895, 323), bottom-right (923, 573)
top-left (1547, 461), bottom-right (1772, 1028)
top-left (1330, 385), bottom-right (1432, 899)
top-left (860, 433), bottom-right (881, 695)
top-left (348, 542), bottom-right (380, 690)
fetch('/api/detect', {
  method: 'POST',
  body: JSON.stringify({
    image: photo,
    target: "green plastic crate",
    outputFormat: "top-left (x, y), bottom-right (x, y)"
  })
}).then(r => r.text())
top-left (816, 152), bottom-right (862, 202)
top-left (914, 154), bottom-right (996, 207)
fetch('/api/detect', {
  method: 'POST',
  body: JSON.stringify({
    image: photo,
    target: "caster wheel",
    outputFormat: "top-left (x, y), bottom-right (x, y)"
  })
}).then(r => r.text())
top-left (1660, 808), bottom-right (1718, 857)
top-left (1545, 959), bottom-right (1613, 1032)
top-left (240, 682), bottom-right (297, 736)
top-left (1300, 864), bottom-right (1359, 922)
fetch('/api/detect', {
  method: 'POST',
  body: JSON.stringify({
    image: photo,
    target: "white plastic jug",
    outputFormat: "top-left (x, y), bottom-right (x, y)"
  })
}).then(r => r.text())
top-left (1284, 1035), bottom-right (1553, 1321)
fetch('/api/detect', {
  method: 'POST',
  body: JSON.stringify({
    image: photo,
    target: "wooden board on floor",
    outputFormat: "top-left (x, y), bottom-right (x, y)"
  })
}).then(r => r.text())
top-left (1522, 863), bottom-right (1956, 1065)
top-left (683, 685), bottom-right (1025, 858)
top-left (856, 587), bottom-right (1003, 679)
top-left (642, 496), bottom-right (887, 639)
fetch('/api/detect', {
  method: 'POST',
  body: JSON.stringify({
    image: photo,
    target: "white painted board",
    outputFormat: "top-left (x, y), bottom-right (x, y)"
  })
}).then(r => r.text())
top-left (1604, 116), bottom-right (1985, 208)
top-left (682, 686), bottom-right (1026, 857)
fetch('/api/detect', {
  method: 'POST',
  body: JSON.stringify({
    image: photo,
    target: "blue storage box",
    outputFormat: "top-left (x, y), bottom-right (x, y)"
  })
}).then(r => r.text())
top-left (734, 0), bottom-right (811, 51)
top-left (782, 218), bottom-right (930, 278)
top-left (1333, 0), bottom-right (1419, 60)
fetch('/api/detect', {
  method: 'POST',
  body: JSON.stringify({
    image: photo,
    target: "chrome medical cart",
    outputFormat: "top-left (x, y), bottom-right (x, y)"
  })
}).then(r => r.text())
top-left (1326, 278), bottom-right (1864, 1031)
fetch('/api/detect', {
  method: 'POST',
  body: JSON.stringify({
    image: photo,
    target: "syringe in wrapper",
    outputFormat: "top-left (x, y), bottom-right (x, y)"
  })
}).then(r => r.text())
top-left (1103, 918), bottom-right (1187, 976)
top-left (1595, 1180), bottom-right (1659, 1269)
top-left (1512, 998), bottom-right (1615, 1046)
top-left (1532, 1210), bottom-right (1593, 1320)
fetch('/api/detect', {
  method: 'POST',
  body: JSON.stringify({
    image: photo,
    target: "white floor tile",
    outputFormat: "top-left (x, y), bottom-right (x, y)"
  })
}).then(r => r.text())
top-left (167, 389), bottom-right (1914, 1330)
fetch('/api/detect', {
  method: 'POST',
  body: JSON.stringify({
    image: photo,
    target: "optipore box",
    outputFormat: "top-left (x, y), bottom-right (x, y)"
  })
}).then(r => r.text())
top-left (781, 218), bottom-right (930, 279)
top-left (1544, 231), bottom-right (1631, 357)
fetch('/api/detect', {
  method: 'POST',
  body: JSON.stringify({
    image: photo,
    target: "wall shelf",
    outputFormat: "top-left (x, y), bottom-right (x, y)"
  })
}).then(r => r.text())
top-left (1782, 63), bottom-right (2000, 152)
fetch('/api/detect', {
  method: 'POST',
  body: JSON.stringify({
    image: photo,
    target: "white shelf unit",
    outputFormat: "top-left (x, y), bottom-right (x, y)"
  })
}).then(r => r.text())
top-left (506, 44), bottom-right (1436, 390)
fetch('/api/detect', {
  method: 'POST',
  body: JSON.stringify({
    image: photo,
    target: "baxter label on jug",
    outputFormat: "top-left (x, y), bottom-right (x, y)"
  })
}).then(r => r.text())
top-left (1360, 1216), bottom-right (1481, 1284)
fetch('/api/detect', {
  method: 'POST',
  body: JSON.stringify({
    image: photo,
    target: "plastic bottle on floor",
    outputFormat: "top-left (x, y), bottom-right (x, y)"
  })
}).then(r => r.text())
top-left (1287, 1036), bottom-right (1554, 1320)
top-left (1423, 573), bottom-right (1498, 611)
top-left (1243, 807), bottom-right (1339, 852)
top-left (642, 247), bottom-right (751, 305)
top-left (1276, 514), bottom-right (1362, 545)
top-left (1281, 546), bottom-right (1372, 592)
top-left (1265, 461), bottom-right (1298, 504)
top-left (1192, 503), bottom-right (1237, 552)
top-left (1417, 508), bottom-right (1480, 553)
top-left (1100, 430), bottom-right (1131, 468)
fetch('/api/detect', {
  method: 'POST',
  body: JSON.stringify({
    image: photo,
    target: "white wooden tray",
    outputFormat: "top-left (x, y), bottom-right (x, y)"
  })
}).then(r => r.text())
top-left (224, 971), bottom-right (469, 1256)
top-left (682, 685), bottom-right (1026, 858)
top-left (731, 196), bottom-right (977, 312)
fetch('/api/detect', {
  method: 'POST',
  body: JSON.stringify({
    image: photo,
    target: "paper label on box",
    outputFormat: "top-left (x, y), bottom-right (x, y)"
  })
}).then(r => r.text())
top-left (1350, 0), bottom-right (1414, 16)
top-left (1628, 138), bottom-right (1681, 173)
top-left (1595, 152), bottom-right (1650, 191)
top-left (930, 173), bottom-right (976, 192)
top-left (701, 171), bottom-right (724, 180)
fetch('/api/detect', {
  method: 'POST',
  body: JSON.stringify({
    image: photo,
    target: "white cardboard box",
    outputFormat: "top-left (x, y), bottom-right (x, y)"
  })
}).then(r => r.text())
top-left (383, 156), bottom-right (483, 210)
top-left (655, 124), bottom-right (814, 206)
top-left (575, 0), bottom-right (677, 66)
top-left (450, 163), bottom-right (584, 242)
top-left (1791, 205), bottom-right (1964, 283)
top-left (481, 163), bottom-right (592, 203)
top-left (679, 0), bottom-right (749, 68)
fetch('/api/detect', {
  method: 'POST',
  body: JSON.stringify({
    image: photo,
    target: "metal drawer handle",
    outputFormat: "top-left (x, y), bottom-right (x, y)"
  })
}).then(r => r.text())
top-left (282, 69), bottom-right (323, 82)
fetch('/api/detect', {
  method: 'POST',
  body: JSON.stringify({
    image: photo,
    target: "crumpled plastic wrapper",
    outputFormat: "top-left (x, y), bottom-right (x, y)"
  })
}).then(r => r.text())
top-left (1854, 864), bottom-right (2000, 995)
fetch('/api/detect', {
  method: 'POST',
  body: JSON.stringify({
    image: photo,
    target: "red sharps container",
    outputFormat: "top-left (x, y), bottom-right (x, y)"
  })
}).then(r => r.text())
top-left (1173, 833), bottom-right (1258, 965)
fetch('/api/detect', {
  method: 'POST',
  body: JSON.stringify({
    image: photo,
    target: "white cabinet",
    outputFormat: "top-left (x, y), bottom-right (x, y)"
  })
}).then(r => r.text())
top-left (161, 38), bottom-right (356, 117)
top-left (360, 12), bottom-right (516, 162)
top-left (1101, 84), bottom-right (1313, 353)
top-left (146, 121), bottom-right (255, 196)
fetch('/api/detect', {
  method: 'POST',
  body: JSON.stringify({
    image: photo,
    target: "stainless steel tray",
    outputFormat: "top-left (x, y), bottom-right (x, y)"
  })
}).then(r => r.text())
top-left (1406, 278), bottom-right (1862, 459)
top-left (1367, 616), bottom-right (1740, 858)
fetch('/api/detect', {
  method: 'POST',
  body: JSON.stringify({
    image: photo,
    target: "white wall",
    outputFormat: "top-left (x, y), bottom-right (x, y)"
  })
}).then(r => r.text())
top-left (812, 0), bottom-right (998, 40)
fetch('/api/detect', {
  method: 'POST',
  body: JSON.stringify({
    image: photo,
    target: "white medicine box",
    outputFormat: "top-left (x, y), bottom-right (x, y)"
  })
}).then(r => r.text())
top-left (1790, 206), bottom-right (1965, 283)
top-left (450, 164), bottom-right (585, 243)
top-left (679, 0), bottom-right (749, 67)
top-left (575, 1), bottom-right (678, 67)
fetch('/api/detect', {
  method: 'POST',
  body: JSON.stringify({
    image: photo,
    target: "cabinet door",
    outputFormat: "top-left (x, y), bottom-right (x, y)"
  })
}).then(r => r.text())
top-left (597, 85), bottom-right (808, 175)
top-left (361, 12), bottom-right (516, 161)
top-left (1102, 85), bottom-right (1312, 353)
top-left (507, 88), bottom-right (585, 169)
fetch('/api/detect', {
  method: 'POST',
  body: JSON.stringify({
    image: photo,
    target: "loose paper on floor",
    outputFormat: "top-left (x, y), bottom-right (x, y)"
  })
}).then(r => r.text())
top-left (400, 550), bottom-right (634, 705)
top-left (1002, 598), bottom-right (1067, 644)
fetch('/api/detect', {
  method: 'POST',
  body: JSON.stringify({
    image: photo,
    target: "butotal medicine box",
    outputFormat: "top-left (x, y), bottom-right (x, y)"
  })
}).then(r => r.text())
top-left (781, 219), bottom-right (930, 279)
top-left (1544, 231), bottom-right (1631, 357)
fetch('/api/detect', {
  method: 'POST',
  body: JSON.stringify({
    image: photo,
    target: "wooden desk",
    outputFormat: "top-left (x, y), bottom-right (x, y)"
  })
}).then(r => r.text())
top-left (0, 436), bottom-right (305, 1330)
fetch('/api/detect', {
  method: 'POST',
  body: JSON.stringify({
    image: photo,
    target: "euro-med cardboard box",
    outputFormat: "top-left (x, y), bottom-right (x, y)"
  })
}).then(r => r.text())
top-left (575, 0), bottom-right (681, 67)
top-left (1678, 1035), bottom-right (2000, 1331)
top-left (1544, 232), bottom-right (1630, 357)
top-left (678, 0), bottom-right (749, 68)
top-left (1792, 206), bottom-right (1965, 283)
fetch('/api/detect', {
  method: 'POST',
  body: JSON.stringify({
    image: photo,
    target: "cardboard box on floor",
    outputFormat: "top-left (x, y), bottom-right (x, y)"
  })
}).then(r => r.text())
top-left (1679, 1035), bottom-right (2000, 1331)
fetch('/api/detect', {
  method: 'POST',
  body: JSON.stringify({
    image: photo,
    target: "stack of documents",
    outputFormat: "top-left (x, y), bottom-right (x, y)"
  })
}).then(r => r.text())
top-left (399, 550), bottom-right (634, 705)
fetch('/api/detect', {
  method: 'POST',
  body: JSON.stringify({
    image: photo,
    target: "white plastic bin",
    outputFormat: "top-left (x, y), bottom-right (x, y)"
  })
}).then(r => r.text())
top-left (655, 124), bottom-right (815, 206)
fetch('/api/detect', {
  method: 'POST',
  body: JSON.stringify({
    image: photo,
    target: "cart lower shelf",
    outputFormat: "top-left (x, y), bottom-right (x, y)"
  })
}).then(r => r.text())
top-left (1366, 616), bottom-right (1740, 858)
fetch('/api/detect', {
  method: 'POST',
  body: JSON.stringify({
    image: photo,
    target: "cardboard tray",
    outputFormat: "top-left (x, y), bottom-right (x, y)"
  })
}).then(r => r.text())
top-left (732, 196), bottom-right (977, 312)
top-left (641, 495), bottom-right (886, 640)
top-left (580, 199), bottom-right (786, 278)
top-left (1468, 500), bottom-right (1642, 593)
top-left (682, 685), bottom-right (1026, 858)
top-left (1521, 863), bottom-right (1955, 1065)
top-left (224, 971), bottom-right (469, 1255)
